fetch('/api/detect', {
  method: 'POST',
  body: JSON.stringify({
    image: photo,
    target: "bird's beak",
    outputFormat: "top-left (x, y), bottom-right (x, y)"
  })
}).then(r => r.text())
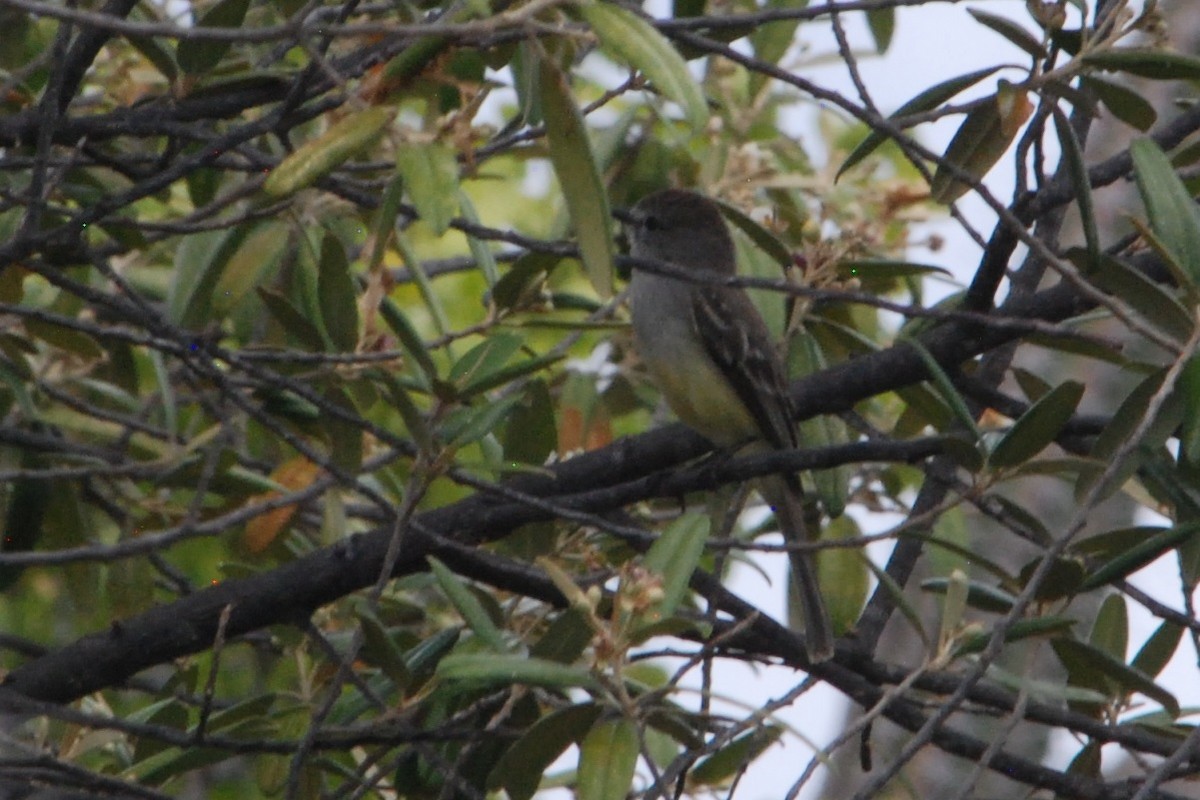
top-left (611, 206), bottom-right (637, 225)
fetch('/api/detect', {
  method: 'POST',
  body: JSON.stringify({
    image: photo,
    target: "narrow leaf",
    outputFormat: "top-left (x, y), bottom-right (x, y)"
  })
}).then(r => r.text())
top-left (1083, 76), bottom-right (1157, 131)
top-left (1180, 356), bottom-right (1200, 466)
top-left (377, 296), bottom-right (437, 387)
top-left (578, 3), bottom-right (708, 130)
top-left (488, 704), bottom-right (603, 800)
top-left (538, 56), bottom-right (615, 297)
top-left (1090, 593), bottom-right (1128, 662)
top-left (395, 142), bottom-right (460, 236)
top-left (448, 333), bottom-right (523, 389)
top-left (1131, 621), bottom-right (1184, 680)
top-left (1080, 523), bottom-right (1200, 590)
top-left (920, 577), bottom-right (1016, 613)
top-left (901, 336), bottom-right (980, 438)
top-left (930, 83), bottom-right (1031, 203)
top-left (264, 106), bottom-right (394, 198)
top-left (1082, 252), bottom-right (1194, 344)
top-left (714, 199), bottom-right (792, 268)
top-left (212, 220), bottom-right (289, 316)
top-left (643, 514), bottom-right (708, 618)
top-left (967, 8), bottom-right (1046, 59)
top-left (317, 234), bottom-right (359, 352)
top-left (1131, 138), bottom-right (1200, 286)
top-left (1052, 107), bottom-right (1099, 264)
top-left (577, 718), bottom-right (639, 800)
top-left (989, 380), bottom-right (1084, 468)
top-left (838, 66), bottom-right (1002, 178)
top-left (954, 616), bottom-right (1076, 656)
top-left (176, 0), bottom-right (250, 74)
top-left (1083, 49), bottom-right (1200, 81)
top-left (436, 653), bottom-right (599, 690)
top-left (458, 191), bottom-right (498, 286)
top-left (866, 8), bottom-right (895, 54)
top-left (690, 726), bottom-right (784, 785)
top-left (427, 556), bottom-right (508, 652)
top-left (1052, 638), bottom-right (1181, 718)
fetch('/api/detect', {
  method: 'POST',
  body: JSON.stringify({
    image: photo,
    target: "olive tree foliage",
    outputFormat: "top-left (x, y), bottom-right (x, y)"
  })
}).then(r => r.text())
top-left (3, 0), bottom-right (1200, 796)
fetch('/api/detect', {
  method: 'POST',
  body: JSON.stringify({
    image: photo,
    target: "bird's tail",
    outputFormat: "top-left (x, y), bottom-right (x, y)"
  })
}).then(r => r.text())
top-left (766, 476), bottom-right (835, 663)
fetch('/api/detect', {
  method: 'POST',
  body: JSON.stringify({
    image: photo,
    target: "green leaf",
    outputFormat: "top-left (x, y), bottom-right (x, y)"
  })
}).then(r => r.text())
top-left (988, 379), bottom-right (1083, 468)
top-left (1067, 741), bottom-right (1102, 779)
top-left (689, 725), bottom-right (783, 786)
top-left (1080, 252), bottom-right (1194, 343)
top-left (530, 607), bottom-right (594, 664)
top-left (937, 568), bottom-right (969, 649)
top-left (1131, 621), bottom-right (1184, 679)
top-left (503, 379), bottom-right (557, 467)
top-left (488, 704), bottom-right (603, 800)
top-left (1131, 138), bottom-right (1200, 286)
top-left (176, 0), bottom-right (250, 74)
top-left (437, 653), bottom-right (599, 690)
top-left (1083, 76), bottom-right (1156, 131)
top-left (865, 558), bottom-right (928, 645)
top-left (443, 393), bottom-right (523, 446)
top-left (839, 259), bottom-right (952, 282)
top-left (954, 616), bottom-right (1076, 656)
top-left (169, 226), bottom-right (241, 328)
top-left (257, 287), bottom-right (326, 351)
top-left (1079, 523), bottom-right (1200, 590)
top-left (1076, 368), bottom-right (1184, 502)
top-left (458, 191), bottom-right (498, 287)
top-left (577, 718), bottom-right (639, 800)
top-left (864, 7), bottom-right (895, 53)
top-left (749, 0), bottom-right (798, 79)
top-left (714, 199), bottom-right (792, 268)
top-left (967, 8), bottom-right (1046, 59)
top-left (814, 515), bottom-right (867, 632)
top-left (1180, 357), bottom-right (1200, 466)
top-left (373, 370), bottom-right (432, 450)
top-left (1090, 593), bottom-right (1128, 661)
top-left (919, 577), bottom-right (1016, 613)
top-left (1051, 638), bottom-right (1181, 718)
top-left (577, 3), bottom-right (708, 130)
top-left (900, 336), bottom-right (980, 438)
top-left (355, 604), bottom-right (413, 688)
top-left (790, 332), bottom-right (851, 515)
top-left (324, 386), bottom-right (363, 473)
top-left (930, 82), bottom-right (1031, 204)
top-left (642, 513), bottom-right (708, 618)
top-left (128, 34), bottom-right (178, 82)
top-left (317, 234), bottom-right (359, 352)
top-left (1083, 49), bottom-right (1200, 81)
top-left (263, 106), bottom-right (394, 198)
top-left (377, 295), bottom-right (437, 388)
top-left (211, 220), bottom-right (290, 316)
top-left (1016, 556), bottom-right (1086, 601)
top-left (492, 252), bottom-right (561, 313)
top-left (428, 556), bottom-right (508, 652)
top-left (1052, 108), bottom-right (1099, 264)
top-left (538, 55), bottom-right (615, 297)
top-left (395, 142), bottom-right (461, 236)
top-left (449, 333), bottom-right (523, 390)
top-left (838, 66), bottom-right (1002, 178)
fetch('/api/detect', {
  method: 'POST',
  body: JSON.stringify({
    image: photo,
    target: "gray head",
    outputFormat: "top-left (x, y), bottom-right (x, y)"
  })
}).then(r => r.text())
top-left (619, 189), bottom-right (737, 275)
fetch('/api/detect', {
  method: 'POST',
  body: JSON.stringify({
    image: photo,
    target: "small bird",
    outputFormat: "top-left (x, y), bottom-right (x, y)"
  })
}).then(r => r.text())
top-left (619, 188), bottom-right (834, 663)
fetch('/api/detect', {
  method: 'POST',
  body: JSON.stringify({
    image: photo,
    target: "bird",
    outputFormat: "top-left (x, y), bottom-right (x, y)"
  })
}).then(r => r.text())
top-left (618, 188), bottom-right (835, 663)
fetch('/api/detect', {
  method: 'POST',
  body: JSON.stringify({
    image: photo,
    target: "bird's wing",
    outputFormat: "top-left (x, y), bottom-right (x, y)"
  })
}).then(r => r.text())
top-left (691, 286), bottom-right (798, 451)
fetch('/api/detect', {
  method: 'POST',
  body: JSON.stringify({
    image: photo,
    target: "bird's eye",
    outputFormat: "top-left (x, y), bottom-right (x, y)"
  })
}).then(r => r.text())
top-left (643, 214), bottom-right (663, 232)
